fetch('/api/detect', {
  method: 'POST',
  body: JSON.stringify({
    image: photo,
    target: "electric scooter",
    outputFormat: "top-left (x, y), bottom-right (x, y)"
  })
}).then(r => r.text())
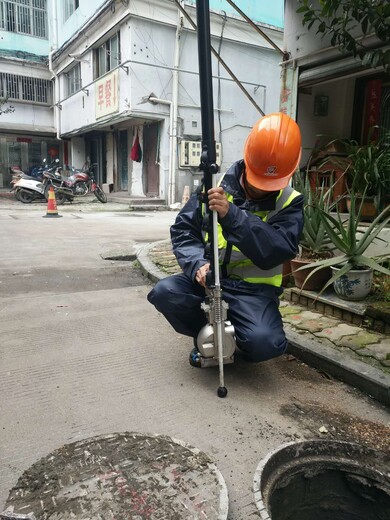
top-left (11, 176), bottom-right (46, 203)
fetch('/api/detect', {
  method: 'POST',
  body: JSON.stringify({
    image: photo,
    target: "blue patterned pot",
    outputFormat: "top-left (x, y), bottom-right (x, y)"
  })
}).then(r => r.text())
top-left (331, 266), bottom-right (373, 300)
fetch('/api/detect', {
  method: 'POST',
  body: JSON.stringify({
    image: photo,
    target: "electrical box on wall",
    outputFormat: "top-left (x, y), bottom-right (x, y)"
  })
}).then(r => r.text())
top-left (179, 140), bottom-right (222, 169)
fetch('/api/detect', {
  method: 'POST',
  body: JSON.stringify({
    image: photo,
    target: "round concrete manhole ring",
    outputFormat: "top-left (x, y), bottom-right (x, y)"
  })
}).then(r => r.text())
top-left (253, 439), bottom-right (390, 520)
top-left (4, 432), bottom-right (229, 519)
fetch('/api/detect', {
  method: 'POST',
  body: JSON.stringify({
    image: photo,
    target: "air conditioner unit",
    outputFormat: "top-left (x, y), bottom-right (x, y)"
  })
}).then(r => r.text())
top-left (179, 140), bottom-right (222, 168)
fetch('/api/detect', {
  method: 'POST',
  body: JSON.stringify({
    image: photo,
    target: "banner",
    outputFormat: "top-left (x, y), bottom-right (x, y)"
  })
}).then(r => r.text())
top-left (95, 70), bottom-right (119, 119)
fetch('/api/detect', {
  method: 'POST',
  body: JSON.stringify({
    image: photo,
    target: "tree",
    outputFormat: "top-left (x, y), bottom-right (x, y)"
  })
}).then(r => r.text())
top-left (297, 0), bottom-right (390, 73)
top-left (0, 97), bottom-right (15, 115)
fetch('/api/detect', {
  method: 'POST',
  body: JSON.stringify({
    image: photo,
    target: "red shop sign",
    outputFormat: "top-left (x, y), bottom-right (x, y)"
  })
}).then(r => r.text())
top-left (363, 79), bottom-right (382, 142)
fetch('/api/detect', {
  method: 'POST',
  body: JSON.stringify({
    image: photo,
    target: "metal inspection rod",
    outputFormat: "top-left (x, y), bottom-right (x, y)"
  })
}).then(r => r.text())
top-left (196, 0), bottom-right (228, 398)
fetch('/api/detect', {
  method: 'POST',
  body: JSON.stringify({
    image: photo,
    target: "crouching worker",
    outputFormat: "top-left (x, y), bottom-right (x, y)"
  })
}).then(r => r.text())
top-left (148, 112), bottom-right (304, 367)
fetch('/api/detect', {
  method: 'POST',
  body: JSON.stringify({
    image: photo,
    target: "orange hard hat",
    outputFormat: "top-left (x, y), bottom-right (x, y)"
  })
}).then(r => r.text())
top-left (243, 112), bottom-right (302, 191)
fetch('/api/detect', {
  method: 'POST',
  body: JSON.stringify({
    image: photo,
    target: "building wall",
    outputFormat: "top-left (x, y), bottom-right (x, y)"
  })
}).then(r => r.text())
top-left (56, 0), bottom-right (108, 48)
top-left (0, 0), bottom-right (284, 200)
top-left (283, 0), bottom-right (386, 167)
top-left (54, 0), bottom-right (283, 201)
top-left (297, 78), bottom-right (356, 166)
top-left (187, 0), bottom-right (284, 28)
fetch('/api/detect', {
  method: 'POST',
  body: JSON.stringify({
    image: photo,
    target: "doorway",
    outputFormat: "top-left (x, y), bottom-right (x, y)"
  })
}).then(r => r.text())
top-left (142, 123), bottom-right (159, 196)
top-left (86, 134), bottom-right (106, 184)
top-left (118, 130), bottom-right (128, 191)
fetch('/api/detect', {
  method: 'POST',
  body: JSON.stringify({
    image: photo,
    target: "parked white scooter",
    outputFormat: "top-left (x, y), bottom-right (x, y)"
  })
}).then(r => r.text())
top-left (11, 159), bottom-right (71, 204)
top-left (12, 176), bottom-right (47, 203)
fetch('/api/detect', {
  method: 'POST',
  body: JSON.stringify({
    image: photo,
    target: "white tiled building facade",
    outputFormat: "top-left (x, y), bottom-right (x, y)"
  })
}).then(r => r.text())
top-left (0, 0), bottom-right (283, 202)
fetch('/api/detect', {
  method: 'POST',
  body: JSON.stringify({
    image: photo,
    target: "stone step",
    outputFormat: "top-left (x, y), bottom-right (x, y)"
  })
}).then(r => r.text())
top-left (128, 198), bottom-right (168, 211)
top-left (129, 204), bottom-right (169, 211)
top-left (285, 287), bottom-right (389, 334)
top-left (129, 198), bottom-right (166, 206)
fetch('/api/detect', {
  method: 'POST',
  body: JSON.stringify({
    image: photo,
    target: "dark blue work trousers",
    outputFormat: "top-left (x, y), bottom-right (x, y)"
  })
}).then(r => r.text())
top-left (147, 273), bottom-right (288, 362)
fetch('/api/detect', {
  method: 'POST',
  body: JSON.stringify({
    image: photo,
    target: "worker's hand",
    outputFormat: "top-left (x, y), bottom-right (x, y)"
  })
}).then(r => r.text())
top-left (196, 263), bottom-right (210, 287)
top-left (208, 187), bottom-right (230, 218)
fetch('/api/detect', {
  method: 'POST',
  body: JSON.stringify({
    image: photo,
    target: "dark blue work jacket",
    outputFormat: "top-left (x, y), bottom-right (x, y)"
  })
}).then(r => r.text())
top-left (170, 160), bottom-right (304, 287)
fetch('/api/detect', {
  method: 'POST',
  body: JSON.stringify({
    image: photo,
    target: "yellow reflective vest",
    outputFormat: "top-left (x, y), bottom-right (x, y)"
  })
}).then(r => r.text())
top-left (204, 181), bottom-right (301, 286)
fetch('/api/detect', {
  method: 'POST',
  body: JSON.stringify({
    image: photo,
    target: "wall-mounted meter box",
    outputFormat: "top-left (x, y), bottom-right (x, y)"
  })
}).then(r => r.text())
top-left (179, 140), bottom-right (222, 169)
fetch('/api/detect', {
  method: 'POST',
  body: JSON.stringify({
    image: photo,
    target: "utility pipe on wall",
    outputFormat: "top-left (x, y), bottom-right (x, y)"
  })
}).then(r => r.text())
top-left (49, 0), bottom-right (60, 139)
top-left (49, 52), bottom-right (61, 140)
top-left (170, 2), bottom-right (184, 206)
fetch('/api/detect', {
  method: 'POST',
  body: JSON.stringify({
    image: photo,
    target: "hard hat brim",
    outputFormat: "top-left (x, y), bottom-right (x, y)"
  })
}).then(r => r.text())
top-left (245, 166), bottom-right (291, 191)
top-left (245, 150), bottom-right (301, 192)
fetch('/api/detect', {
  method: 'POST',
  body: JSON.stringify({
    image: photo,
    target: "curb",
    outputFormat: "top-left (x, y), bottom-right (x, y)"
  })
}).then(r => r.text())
top-left (137, 240), bottom-right (390, 407)
top-left (137, 240), bottom-right (170, 284)
top-left (286, 329), bottom-right (390, 407)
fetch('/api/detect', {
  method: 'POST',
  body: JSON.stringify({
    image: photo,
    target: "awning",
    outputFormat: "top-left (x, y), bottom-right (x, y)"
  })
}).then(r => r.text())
top-left (0, 122), bottom-right (56, 135)
top-left (60, 110), bottom-right (162, 138)
top-left (299, 56), bottom-right (372, 87)
top-left (299, 53), bottom-right (387, 88)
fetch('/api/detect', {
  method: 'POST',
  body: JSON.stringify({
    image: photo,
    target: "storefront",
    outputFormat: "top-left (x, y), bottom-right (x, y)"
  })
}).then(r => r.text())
top-left (0, 134), bottom-right (61, 188)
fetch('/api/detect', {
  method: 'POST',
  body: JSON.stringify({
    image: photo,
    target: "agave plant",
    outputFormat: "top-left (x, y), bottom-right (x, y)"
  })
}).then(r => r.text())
top-left (293, 170), bottom-right (335, 260)
top-left (297, 188), bottom-right (390, 294)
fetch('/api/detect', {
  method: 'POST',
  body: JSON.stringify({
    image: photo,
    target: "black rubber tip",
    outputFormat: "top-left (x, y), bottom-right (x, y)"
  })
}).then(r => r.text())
top-left (217, 386), bottom-right (228, 398)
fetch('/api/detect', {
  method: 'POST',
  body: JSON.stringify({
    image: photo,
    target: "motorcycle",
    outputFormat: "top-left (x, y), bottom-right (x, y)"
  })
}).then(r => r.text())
top-left (46, 163), bottom-right (107, 203)
top-left (42, 169), bottom-right (75, 204)
top-left (11, 159), bottom-right (73, 204)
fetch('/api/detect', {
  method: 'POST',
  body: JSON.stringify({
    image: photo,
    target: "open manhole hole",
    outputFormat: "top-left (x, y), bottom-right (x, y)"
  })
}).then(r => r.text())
top-left (254, 440), bottom-right (390, 520)
top-left (3, 432), bottom-right (228, 520)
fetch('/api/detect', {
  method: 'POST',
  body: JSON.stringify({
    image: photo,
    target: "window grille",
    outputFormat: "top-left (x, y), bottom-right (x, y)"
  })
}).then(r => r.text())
top-left (0, 0), bottom-right (47, 38)
top-left (0, 72), bottom-right (52, 104)
top-left (96, 32), bottom-right (121, 78)
top-left (64, 0), bottom-right (79, 21)
top-left (66, 63), bottom-right (81, 96)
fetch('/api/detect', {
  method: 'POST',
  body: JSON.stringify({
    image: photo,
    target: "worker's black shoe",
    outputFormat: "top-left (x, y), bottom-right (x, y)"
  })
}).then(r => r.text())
top-left (189, 347), bottom-right (202, 368)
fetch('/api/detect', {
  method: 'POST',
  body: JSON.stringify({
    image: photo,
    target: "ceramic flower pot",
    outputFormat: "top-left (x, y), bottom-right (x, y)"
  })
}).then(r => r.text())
top-left (330, 266), bottom-right (373, 300)
top-left (290, 258), bottom-right (331, 291)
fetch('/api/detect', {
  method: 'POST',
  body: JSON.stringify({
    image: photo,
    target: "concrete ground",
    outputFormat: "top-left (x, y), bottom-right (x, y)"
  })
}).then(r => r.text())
top-left (0, 196), bottom-right (389, 519)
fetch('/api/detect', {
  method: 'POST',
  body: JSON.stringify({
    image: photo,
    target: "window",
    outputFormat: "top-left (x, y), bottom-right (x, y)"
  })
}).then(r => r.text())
top-left (96, 32), bottom-right (120, 78)
top-left (0, 72), bottom-right (52, 103)
top-left (66, 63), bottom-right (81, 96)
top-left (380, 86), bottom-right (390, 134)
top-left (64, 0), bottom-right (79, 21)
top-left (0, 0), bottom-right (47, 38)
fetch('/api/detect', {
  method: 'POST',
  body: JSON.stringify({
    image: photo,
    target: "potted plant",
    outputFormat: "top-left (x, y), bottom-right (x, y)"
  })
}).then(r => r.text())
top-left (296, 189), bottom-right (390, 301)
top-left (290, 171), bottom-right (336, 290)
top-left (344, 126), bottom-right (390, 217)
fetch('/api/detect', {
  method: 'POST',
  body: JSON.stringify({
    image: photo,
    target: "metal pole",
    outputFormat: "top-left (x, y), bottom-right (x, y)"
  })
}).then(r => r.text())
top-left (196, 0), bottom-right (227, 398)
top-left (224, 0), bottom-right (287, 57)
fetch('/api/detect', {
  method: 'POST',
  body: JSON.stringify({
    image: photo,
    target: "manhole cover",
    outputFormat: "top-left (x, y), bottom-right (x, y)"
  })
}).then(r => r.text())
top-left (253, 440), bottom-right (390, 520)
top-left (4, 432), bottom-right (228, 519)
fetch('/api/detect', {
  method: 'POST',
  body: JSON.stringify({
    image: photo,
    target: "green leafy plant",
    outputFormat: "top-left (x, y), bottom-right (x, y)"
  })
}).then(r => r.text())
top-left (293, 170), bottom-right (335, 260)
top-left (297, 189), bottom-right (390, 294)
top-left (344, 126), bottom-right (390, 211)
top-left (296, 0), bottom-right (390, 73)
top-left (0, 96), bottom-right (15, 115)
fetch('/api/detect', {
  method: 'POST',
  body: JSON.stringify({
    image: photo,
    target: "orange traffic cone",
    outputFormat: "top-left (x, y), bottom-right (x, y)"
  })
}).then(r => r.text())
top-left (43, 186), bottom-right (62, 218)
